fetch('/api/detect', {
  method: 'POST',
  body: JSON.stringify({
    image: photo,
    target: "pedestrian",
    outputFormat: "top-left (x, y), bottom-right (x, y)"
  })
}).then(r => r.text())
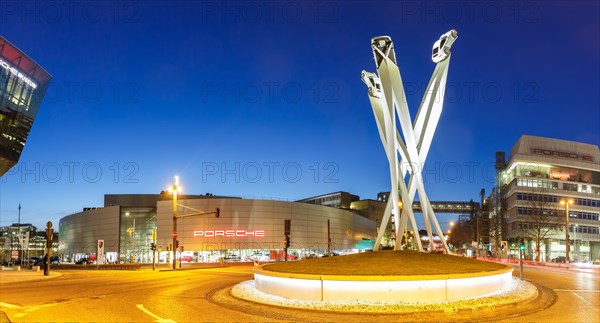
top-left (43, 253), bottom-right (49, 275)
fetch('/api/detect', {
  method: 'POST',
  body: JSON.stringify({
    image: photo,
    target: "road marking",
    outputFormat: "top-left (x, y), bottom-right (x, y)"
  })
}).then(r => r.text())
top-left (1, 302), bottom-right (57, 318)
top-left (0, 302), bottom-right (21, 309)
top-left (136, 304), bottom-right (176, 323)
top-left (554, 289), bottom-right (596, 306)
top-left (554, 289), bottom-right (599, 292)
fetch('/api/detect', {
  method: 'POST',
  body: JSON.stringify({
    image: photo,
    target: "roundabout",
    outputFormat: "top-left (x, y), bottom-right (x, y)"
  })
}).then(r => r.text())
top-left (229, 251), bottom-right (539, 314)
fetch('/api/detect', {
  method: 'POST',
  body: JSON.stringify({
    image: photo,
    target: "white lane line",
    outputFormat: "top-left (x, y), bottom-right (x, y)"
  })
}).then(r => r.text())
top-left (554, 289), bottom-right (595, 306)
top-left (554, 289), bottom-right (600, 292)
top-left (136, 304), bottom-right (176, 323)
top-left (2, 302), bottom-right (56, 318)
top-left (570, 291), bottom-right (594, 306)
top-left (0, 302), bottom-right (21, 309)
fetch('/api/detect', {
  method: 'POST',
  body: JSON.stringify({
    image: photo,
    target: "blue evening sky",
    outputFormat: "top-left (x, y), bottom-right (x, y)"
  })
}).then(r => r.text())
top-left (0, 1), bottom-right (598, 230)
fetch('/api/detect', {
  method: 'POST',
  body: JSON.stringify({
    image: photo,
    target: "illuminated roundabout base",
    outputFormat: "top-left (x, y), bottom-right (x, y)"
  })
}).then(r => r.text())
top-left (231, 253), bottom-right (537, 313)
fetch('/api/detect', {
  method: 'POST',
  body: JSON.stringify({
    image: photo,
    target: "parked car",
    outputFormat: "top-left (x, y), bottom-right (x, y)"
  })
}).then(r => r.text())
top-left (29, 257), bottom-right (42, 266)
top-left (224, 254), bottom-right (240, 262)
top-left (180, 255), bottom-right (193, 262)
top-left (552, 256), bottom-right (567, 263)
top-left (50, 256), bottom-right (60, 265)
top-left (75, 258), bottom-right (92, 265)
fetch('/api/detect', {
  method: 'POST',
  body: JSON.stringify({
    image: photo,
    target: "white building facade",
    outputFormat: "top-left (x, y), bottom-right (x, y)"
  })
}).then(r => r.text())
top-left (498, 135), bottom-right (600, 262)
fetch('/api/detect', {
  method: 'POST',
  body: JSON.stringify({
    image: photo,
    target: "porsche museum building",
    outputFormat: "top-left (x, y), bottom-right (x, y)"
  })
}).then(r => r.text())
top-left (0, 36), bottom-right (52, 176)
top-left (59, 194), bottom-right (377, 264)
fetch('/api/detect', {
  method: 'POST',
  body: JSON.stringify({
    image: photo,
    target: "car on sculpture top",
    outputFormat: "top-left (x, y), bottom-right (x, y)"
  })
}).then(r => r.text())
top-left (432, 29), bottom-right (458, 63)
top-left (361, 71), bottom-right (383, 99)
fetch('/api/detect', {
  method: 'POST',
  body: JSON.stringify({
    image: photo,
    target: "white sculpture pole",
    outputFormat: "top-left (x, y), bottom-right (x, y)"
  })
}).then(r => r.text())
top-left (362, 30), bottom-right (458, 253)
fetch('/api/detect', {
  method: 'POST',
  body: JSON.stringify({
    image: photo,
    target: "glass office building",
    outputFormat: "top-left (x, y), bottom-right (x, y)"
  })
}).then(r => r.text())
top-left (0, 36), bottom-right (51, 176)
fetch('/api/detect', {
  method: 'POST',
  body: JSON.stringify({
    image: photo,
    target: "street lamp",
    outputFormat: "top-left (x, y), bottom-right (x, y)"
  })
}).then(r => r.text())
top-left (574, 224), bottom-right (578, 261)
top-left (398, 201), bottom-right (408, 249)
top-left (167, 176), bottom-right (182, 269)
top-left (560, 198), bottom-right (574, 265)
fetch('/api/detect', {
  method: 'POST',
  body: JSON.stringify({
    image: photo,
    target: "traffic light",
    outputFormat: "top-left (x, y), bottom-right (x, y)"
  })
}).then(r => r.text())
top-left (150, 243), bottom-right (156, 251)
top-left (215, 207), bottom-right (220, 218)
top-left (181, 246), bottom-right (184, 252)
top-left (500, 245), bottom-right (504, 251)
top-left (175, 240), bottom-right (180, 250)
top-left (519, 239), bottom-right (525, 251)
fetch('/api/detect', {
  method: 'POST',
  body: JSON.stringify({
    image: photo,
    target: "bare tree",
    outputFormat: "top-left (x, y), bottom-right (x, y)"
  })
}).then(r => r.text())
top-left (519, 192), bottom-right (565, 262)
top-left (487, 189), bottom-right (506, 256)
top-left (488, 210), bottom-right (503, 247)
top-left (448, 217), bottom-right (473, 253)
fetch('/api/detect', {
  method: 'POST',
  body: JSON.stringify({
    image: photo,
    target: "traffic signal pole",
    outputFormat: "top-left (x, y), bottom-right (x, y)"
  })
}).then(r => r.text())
top-left (152, 229), bottom-right (156, 271)
top-left (45, 221), bottom-right (53, 276)
top-left (519, 239), bottom-right (525, 281)
top-left (167, 174), bottom-right (220, 270)
top-left (519, 248), bottom-right (523, 281)
top-left (172, 190), bottom-right (178, 270)
top-left (170, 205), bottom-right (220, 269)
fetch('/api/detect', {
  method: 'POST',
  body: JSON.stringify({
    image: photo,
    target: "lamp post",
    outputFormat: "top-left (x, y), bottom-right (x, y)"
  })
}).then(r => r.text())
top-left (560, 198), bottom-right (574, 265)
top-left (168, 176), bottom-right (182, 270)
top-left (574, 224), bottom-right (578, 261)
top-left (398, 201), bottom-right (408, 250)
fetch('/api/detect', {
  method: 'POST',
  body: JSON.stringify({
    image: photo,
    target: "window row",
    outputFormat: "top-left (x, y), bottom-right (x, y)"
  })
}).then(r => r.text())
top-left (570, 211), bottom-right (600, 221)
top-left (569, 225), bottom-right (600, 235)
top-left (517, 207), bottom-right (560, 217)
top-left (515, 221), bottom-right (561, 231)
top-left (516, 208), bottom-right (599, 221)
top-left (517, 178), bottom-right (558, 189)
top-left (516, 193), bottom-right (600, 208)
top-left (516, 178), bottom-right (600, 195)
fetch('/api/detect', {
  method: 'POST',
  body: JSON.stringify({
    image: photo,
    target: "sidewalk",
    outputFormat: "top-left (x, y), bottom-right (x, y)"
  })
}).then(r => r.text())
top-left (0, 270), bottom-right (62, 284)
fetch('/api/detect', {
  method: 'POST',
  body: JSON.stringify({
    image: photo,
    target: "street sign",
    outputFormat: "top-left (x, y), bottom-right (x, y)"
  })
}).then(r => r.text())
top-left (11, 250), bottom-right (18, 259)
top-left (97, 240), bottom-right (105, 264)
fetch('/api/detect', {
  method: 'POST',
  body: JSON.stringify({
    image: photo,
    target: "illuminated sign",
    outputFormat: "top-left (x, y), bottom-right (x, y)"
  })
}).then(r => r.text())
top-left (532, 149), bottom-right (592, 162)
top-left (550, 172), bottom-right (570, 180)
top-left (193, 229), bottom-right (265, 237)
top-left (0, 58), bottom-right (37, 89)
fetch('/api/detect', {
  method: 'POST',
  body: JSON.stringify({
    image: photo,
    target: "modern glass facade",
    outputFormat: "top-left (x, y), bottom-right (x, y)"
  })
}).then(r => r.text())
top-left (119, 207), bottom-right (156, 263)
top-left (0, 36), bottom-right (51, 176)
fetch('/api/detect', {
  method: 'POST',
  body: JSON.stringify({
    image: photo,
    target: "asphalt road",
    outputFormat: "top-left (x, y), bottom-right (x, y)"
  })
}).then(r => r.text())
top-left (0, 262), bottom-right (598, 322)
top-left (0, 265), bottom-right (268, 322)
top-left (504, 263), bottom-right (600, 323)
